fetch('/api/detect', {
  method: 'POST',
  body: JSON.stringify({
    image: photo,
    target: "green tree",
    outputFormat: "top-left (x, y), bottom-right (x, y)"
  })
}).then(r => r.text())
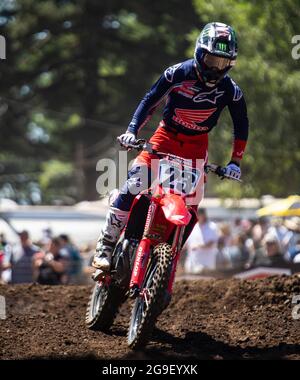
top-left (0, 0), bottom-right (199, 202)
top-left (0, 0), bottom-right (299, 203)
top-left (192, 0), bottom-right (300, 198)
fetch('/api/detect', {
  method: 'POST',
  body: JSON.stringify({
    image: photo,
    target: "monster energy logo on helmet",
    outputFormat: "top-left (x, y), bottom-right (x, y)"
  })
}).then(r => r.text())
top-left (216, 42), bottom-right (228, 52)
top-left (196, 22), bottom-right (238, 59)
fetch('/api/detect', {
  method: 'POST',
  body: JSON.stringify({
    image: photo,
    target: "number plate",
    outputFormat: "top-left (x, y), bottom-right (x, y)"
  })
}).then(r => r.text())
top-left (158, 159), bottom-right (202, 195)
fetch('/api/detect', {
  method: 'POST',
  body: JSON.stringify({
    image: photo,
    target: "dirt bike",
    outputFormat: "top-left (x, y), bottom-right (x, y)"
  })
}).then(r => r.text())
top-left (86, 139), bottom-right (241, 349)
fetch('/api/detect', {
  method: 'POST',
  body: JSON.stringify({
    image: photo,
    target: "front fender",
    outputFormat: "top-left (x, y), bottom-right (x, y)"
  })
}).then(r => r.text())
top-left (158, 194), bottom-right (191, 226)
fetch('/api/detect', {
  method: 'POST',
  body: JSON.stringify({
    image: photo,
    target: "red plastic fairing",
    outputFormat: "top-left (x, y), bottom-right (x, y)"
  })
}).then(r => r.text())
top-left (159, 193), bottom-right (191, 226)
top-left (129, 237), bottom-right (151, 289)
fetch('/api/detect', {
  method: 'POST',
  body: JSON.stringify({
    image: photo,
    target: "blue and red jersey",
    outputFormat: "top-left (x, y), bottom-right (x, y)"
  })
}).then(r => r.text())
top-left (127, 59), bottom-right (249, 160)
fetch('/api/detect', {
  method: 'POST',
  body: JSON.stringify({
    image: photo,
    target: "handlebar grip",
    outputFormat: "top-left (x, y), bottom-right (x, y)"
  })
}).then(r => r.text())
top-left (135, 139), bottom-right (146, 145)
top-left (215, 166), bottom-right (226, 177)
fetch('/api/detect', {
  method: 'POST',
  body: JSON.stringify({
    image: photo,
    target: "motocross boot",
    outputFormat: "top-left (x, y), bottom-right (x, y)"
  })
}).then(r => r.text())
top-left (92, 207), bottom-right (129, 271)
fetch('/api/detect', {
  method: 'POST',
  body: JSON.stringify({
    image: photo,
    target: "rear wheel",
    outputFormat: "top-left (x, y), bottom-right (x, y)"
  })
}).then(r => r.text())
top-left (127, 243), bottom-right (173, 349)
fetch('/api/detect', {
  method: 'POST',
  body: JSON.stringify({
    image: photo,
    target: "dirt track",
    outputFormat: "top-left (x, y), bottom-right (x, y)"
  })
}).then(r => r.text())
top-left (1, 275), bottom-right (300, 360)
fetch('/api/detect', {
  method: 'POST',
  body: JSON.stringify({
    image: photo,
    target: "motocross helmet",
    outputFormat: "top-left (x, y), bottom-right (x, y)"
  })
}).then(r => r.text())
top-left (194, 22), bottom-right (238, 87)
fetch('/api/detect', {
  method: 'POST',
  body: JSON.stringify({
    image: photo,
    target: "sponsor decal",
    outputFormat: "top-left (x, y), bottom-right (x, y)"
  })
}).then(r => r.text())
top-left (164, 63), bottom-right (182, 82)
top-left (173, 80), bottom-right (197, 98)
top-left (173, 107), bottom-right (216, 131)
top-left (235, 150), bottom-right (244, 158)
top-left (216, 42), bottom-right (228, 52)
top-left (144, 203), bottom-right (156, 232)
top-left (132, 245), bottom-right (144, 278)
top-left (193, 87), bottom-right (224, 104)
top-left (231, 79), bottom-right (243, 101)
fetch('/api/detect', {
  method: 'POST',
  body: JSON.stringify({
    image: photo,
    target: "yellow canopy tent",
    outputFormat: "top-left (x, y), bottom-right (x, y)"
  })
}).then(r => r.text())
top-left (257, 195), bottom-right (300, 217)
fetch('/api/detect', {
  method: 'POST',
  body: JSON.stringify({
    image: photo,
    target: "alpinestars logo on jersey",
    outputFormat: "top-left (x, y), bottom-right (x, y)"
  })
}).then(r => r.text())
top-left (173, 108), bottom-right (217, 131)
top-left (193, 88), bottom-right (224, 104)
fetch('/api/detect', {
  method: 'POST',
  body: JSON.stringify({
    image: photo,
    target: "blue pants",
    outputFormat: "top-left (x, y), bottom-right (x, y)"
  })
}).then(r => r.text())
top-left (112, 166), bottom-right (152, 211)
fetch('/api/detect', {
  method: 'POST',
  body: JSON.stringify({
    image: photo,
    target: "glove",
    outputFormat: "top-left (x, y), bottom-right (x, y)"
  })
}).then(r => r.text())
top-left (118, 131), bottom-right (136, 147)
top-left (225, 161), bottom-right (241, 180)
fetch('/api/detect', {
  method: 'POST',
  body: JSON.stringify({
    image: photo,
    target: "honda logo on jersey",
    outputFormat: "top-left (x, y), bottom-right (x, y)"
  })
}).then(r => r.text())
top-left (193, 88), bottom-right (224, 104)
top-left (173, 108), bottom-right (217, 131)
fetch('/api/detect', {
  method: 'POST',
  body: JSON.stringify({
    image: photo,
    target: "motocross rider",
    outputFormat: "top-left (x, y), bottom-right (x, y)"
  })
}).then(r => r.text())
top-left (92, 22), bottom-right (249, 271)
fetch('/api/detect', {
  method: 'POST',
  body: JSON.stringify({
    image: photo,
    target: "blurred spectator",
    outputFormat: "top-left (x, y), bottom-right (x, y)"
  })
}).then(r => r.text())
top-left (184, 208), bottom-right (219, 274)
top-left (0, 233), bottom-right (11, 283)
top-left (0, 233), bottom-right (10, 251)
top-left (240, 218), bottom-right (254, 235)
top-left (216, 223), bottom-right (233, 269)
top-left (218, 223), bottom-right (232, 248)
top-left (251, 233), bottom-right (287, 267)
top-left (33, 237), bottom-right (69, 285)
top-left (232, 217), bottom-right (242, 236)
top-left (9, 230), bottom-right (41, 284)
top-left (217, 232), bottom-right (250, 270)
top-left (1, 213), bottom-right (299, 283)
top-left (284, 217), bottom-right (300, 263)
top-left (40, 227), bottom-right (53, 248)
top-left (58, 234), bottom-right (82, 283)
top-left (270, 218), bottom-right (289, 246)
top-left (252, 216), bottom-right (270, 248)
top-left (0, 233), bottom-right (12, 283)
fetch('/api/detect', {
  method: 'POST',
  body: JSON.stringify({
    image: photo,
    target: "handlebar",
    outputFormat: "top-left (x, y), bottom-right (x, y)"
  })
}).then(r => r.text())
top-left (117, 138), bottom-right (149, 151)
top-left (117, 138), bottom-right (242, 182)
top-left (204, 164), bottom-right (242, 182)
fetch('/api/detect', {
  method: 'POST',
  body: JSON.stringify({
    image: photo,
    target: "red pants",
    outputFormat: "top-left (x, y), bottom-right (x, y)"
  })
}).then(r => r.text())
top-left (135, 121), bottom-right (209, 167)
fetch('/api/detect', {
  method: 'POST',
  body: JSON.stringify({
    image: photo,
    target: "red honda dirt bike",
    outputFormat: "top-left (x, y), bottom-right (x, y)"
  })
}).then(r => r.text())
top-left (86, 139), bottom-right (241, 349)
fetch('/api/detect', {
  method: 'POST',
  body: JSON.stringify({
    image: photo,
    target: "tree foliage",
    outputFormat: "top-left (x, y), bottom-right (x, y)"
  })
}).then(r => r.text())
top-left (0, 0), bottom-right (299, 203)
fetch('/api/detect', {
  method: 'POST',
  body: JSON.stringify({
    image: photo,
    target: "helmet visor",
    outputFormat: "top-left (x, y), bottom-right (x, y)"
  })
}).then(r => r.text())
top-left (203, 53), bottom-right (235, 70)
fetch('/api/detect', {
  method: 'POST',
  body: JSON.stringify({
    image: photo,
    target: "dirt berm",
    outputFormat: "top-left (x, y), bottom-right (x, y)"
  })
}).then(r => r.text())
top-left (1, 275), bottom-right (300, 359)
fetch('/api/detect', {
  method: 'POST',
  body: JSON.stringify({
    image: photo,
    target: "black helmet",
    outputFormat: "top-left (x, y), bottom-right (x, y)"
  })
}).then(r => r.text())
top-left (194, 22), bottom-right (238, 87)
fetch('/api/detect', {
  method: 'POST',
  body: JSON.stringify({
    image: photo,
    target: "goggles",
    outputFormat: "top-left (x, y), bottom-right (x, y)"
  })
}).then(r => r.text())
top-left (203, 53), bottom-right (236, 71)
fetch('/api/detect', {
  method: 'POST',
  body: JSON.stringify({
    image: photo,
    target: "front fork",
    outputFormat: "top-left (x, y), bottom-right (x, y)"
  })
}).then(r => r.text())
top-left (129, 237), bottom-right (152, 294)
top-left (129, 201), bottom-right (186, 297)
top-left (129, 201), bottom-right (156, 294)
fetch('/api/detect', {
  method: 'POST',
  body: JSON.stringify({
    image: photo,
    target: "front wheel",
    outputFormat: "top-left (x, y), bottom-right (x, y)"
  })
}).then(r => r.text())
top-left (85, 238), bottom-right (130, 332)
top-left (127, 243), bottom-right (173, 349)
top-left (85, 281), bottom-right (126, 331)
